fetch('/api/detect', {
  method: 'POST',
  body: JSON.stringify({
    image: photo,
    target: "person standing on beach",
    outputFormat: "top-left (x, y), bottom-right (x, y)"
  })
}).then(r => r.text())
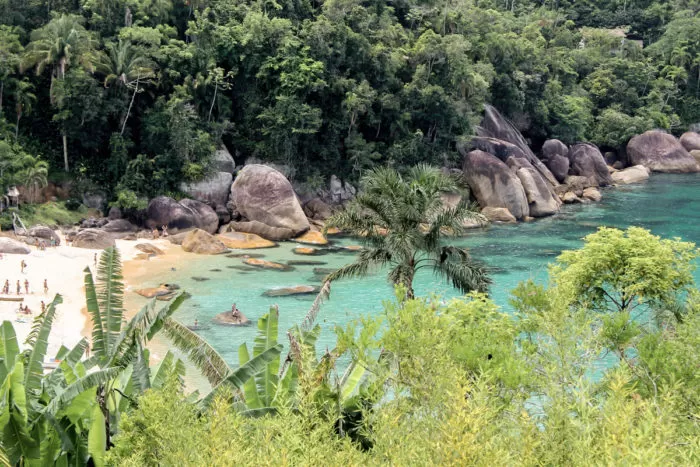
top-left (20, 260), bottom-right (26, 273)
top-left (94, 253), bottom-right (97, 266)
top-left (2, 279), bottom-right (8, 294)
top-left (24, 279), bottom-right (29, 294)
top-left (40, 301), bottom-right (45, 314)
top-left (16, 280), bottom-right (21, 295)
top-left (44, 279), bottom-right (48, 295)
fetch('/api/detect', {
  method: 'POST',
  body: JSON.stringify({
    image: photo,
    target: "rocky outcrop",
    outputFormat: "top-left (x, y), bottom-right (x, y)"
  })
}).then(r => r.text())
top-left (0, 237), bottom-right (31, 254)
top-left (541, 139), bottom-right (570, 183)
top-left (627, 130), bottom-right (699, 173)
top-left (146, 197), bottom-right (219, 234)
top-left (510, 162), bottom-right (560, 217)
top-left (135, 283), bottom-right (179, 298)
top-left (82, 191), bottom-right (106, 210)
top-left (680, 132), bottom-right (700, 152)
top-left (102, 219), bottom-right (137, 233)
top-left (691, 150), bottom-right (700, 165)
top-left (476, 105), bottom-right (559, 187)
top-left (212, 145), bottom-right (236, 173)
top-left (329, 175), bottom-right (356, 203)
top-left (27, 225), bottom-right (60, 246)
top-left (230, 165), bottom-right (309, 239)
top-left (73, 229), bottom-right (116, 249)
top-left (107, 207), bottom-right (122, 220)
top-left (568, 143), bottom-right (613, 187)
top-left (179, 172), bottom-right (233, 207)
top-left (181, 229), bottom-right (227, 255)
top-left (461, 149), bottom-right (529, 220)
top-left (481, 207), bottom-right (516, 223)
top-left (562, 192), bottom-right (582, 204)
top-left (611, 165), bottom-right (650, 185)
top-left (216, 232), bottom-right (276, 249)
top-left (303, 198), bottom-right (333, 220)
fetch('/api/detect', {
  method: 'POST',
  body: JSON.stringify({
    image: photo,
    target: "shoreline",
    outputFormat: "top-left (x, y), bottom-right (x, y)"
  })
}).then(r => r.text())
top-left (0, 235), bottom-right (175, 359)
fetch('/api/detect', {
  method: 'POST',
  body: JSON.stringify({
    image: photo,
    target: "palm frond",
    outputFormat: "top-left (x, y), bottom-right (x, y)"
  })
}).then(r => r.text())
top-left (325, 248), bottom-right (393, 283)
top-left (45, 367), bottom-right (122, 415)
top-left (162, 318), bottom-right (230, 387)
top-left (83, 267), bottom-right (106, 361)
top-left (24, 295), bottom-right (63, 399)
top-left (301, 281), bottom-right (331, 332)
top-left (96, 247), bottom-right (125, 357)
top-left (433, 247), bottom-right (492, 294)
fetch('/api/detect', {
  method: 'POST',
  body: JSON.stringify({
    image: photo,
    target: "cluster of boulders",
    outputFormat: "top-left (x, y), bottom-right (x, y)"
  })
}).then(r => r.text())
top-left (456, 105), bottom-right (699, 222)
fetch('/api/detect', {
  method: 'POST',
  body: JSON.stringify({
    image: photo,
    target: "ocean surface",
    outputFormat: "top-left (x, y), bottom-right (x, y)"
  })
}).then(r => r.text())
top-left (126, 174), bottom-right (700, 386)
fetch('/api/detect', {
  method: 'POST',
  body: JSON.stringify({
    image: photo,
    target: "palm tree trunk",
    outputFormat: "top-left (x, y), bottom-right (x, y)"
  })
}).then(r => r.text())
top-left (121, 73), bottom-right (140, 135)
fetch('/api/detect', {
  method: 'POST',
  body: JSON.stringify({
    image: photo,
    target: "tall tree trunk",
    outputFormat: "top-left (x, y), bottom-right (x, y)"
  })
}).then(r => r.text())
top-left (62, 134), bottom-right (69, 172)
top-left (208, 83), bottom-right (218, 123)
top-left (121, 73), bottom-right (140, 135)
top-left (15, 113), bottom-right (20, 140)
top-left (0, 80), bottom-right (3, 112)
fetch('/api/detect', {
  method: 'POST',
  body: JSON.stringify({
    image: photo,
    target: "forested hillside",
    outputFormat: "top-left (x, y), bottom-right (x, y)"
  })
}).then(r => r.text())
top-left (0, 0), bottom-right (699, 205)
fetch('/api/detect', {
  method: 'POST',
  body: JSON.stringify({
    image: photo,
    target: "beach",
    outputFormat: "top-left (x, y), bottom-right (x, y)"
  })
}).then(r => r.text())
top-left (0, 234), bottom-right (174, 359)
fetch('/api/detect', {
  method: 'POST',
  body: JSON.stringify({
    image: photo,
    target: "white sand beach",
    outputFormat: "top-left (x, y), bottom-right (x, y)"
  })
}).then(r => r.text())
top-left (0, 234), bottom-right (174, 359)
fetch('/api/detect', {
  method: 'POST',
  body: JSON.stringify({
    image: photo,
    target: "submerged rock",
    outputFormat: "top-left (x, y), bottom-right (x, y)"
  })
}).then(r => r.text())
top-left (262, 285), bottom-right (320, 297)
top-left (243, 258), bottom-right (289, 270)
top-left (191, 276), bottom-right (210, 282)
top-left (226, 253), bottom-right (265, 259)
top-left (293, 246), bottom-right (321, 255)
top-left (287, 260), bottom-right (327, 266)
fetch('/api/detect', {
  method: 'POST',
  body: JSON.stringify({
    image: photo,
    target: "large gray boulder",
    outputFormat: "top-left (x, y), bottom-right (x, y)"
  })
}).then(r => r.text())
top-left (541, 139), bottom-right (570, 183)
top-left (477, 105), bottom-right (559, 187)
top-left (212, 146), bottom-right (236, 173)
top-left (679, 132), bottom-right (700, 152)
top-left (102, 219), bottom-right (137, 233)
top-left (568, 143), bottom-right (613, 187)
top-left (146, 197), bottom-right (219, 234)
top-left (230, 165), bottom-right (309, 239)
top-left (461, 149), bottom-right (529, 220)
top-left (627, 130), bottom-right (699, 173)
top-left (179, 172), bottom-right (233, 207)
top-left (303, 198), bottom-right (333, 220)
top-left (181, 229), bottom-right (227, 255)
top-left (329, 175), bottom-right (356, 203)
top-left (73, 229), bottom-right (116, 249)
top-left (513, 165), bottom-right (560, 217)
top-left (27, 225), bottom-right (61, 246)
top-left (0, 237), bottom-right (31, 254)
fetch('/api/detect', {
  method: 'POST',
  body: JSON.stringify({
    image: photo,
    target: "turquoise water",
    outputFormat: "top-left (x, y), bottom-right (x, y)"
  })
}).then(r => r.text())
top-left (129, 174), bottom-right (700, 377)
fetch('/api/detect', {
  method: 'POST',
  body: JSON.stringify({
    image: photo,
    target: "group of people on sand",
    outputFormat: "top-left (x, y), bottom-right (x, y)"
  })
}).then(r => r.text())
top-left (2, 277), bottom-right (48, 295)
top-left (152, 225), bottom-right (169, 239)
top-left (34, 237), bottom-right (57, 250)
top-left (17, 300), bottom-right (46, 317)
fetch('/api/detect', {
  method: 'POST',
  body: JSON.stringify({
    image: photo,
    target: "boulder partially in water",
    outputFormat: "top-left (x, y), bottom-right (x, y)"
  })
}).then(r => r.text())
top-left (481, 207), bottom-right (516, 223)
top-left (213, 310), bottom-right (251, 326)
top-left (568, 143), bottom-right (613, 187)
top-left (135, 283), bottom-right (179, 298)
top-left (181, 229), bottom-right (227, 255)
top-left (627, 130), bottom-right (699, 173)
top-left (295, 230), bottom-right (328, 245)
top-left (611, 165), bottom-right (650, 185)
top-left (217, 231), bottom-right (276, 249)
top-left (293, 246), bottom-right (320, 255)
top-left (230, 164), bottom-right (309, 239)
top-left (680, 132), bottom-right (700, 152)
top-left (462, 149), bottom-right (529, 220)
top-left (582, 187), bottom-right (602, 202)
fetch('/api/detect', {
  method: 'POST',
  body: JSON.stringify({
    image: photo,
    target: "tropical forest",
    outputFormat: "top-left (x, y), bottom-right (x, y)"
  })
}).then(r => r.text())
top-left (1, 0), bottom-right (700, 465)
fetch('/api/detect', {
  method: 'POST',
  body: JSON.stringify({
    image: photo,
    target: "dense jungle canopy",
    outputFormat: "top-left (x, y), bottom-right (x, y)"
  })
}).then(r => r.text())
top-left (0, 0), bottom-right (699, 203)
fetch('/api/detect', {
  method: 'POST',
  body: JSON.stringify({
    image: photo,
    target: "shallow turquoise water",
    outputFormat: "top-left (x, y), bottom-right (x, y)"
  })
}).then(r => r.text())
top-left (130, 174), bottom-right (700, 374)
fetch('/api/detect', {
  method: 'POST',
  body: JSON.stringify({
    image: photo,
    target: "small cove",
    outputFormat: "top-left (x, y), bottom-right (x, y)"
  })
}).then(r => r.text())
top-left (125, 174), bottom-right (700, 386)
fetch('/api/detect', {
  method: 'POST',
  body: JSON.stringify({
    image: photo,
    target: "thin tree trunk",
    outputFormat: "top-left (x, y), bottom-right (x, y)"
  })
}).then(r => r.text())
top-left (121, 73), bottom-right (140, 135)
top-left (15, 113), bottom-right (20, 140)
top-left (62, 134), bottom-right (69, 172)
top-left (208, 83), bottom-right (218, 123)
top-left (0, 80), bottom-right (3, 112)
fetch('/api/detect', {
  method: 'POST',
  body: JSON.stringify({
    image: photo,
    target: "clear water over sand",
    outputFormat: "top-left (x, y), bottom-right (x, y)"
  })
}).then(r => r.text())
top-left (126, 174), bottom-right (700, 376)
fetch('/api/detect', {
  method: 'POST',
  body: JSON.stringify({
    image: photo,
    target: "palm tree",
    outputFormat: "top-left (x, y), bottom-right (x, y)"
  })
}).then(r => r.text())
top-left (20, 156), bottom-right (47, 203)
top-left (21, 14), bottom-right (99, 172)
top-left (323, 165), bottom-right (491, 299)
top-left (96, 40), bottom-right (155, 135)
top-left (14, 79), bottom-right (35, 140)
